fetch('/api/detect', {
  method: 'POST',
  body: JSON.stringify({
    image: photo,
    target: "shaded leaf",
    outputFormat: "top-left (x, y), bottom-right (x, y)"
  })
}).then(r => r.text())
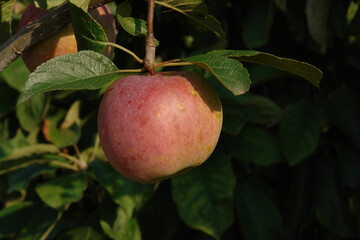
top-left (225, 126), bottom-right (283, 166)
top-left (0, 130), bottom-right (29, 160)
top-left (280, 99), bottom-right (322, 165)
top-left (18, 51), bottom-right (119, 104)
top-left (235, 183), bottom-right (282, 240)
top-left (208, 49), bottom-right (323, 88)
top-left (185, 53), bottom-right (250, 95)
top-left (35, 172), bottom-right (87, 209)
top-left (336, 143), bottom-right (360, 189)
top-left (58, 226), bottom-right (104, 240)
top-left (89, 160), bottom-right (154, 216)
top-left (242, 0), bottom-right (274, 49)
top-left (172, 151), bottom-right (236, 239)
top-left (70, 3), bottom-right (108, 53)
top-left (222, 113), bottom-right (245, 136)
top-left (0, 202), bottom-right (34, 237)
top-left (0, 57), bottom-right (29, 91)
top-left (16, 93), bottom-right (49, 132)
top-left (155, 0), bottom-right (226, 42)
top-left (0, 80), bottom-right (18, 118)
top-left (305, 0), bottom-right (331, 52)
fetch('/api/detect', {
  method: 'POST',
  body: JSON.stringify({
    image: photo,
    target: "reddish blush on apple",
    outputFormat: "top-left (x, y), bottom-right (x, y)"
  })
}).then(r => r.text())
top-left (98, 71), bottom-right (223, 183)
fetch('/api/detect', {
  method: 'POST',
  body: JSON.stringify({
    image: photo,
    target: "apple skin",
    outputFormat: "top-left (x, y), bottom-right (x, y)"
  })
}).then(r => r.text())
top-left (98, 71), bottom-right (223, 183)
top-left (19, 4), bottom-right (116, 72)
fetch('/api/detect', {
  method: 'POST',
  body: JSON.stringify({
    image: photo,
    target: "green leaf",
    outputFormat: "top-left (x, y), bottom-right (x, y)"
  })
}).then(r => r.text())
top-left (242, 0), bottom-right (274, 49)
top-left (0, 80), bottom-right (18, 118)
top-left (16, 93), bottom-right (49, 132)
top-left (155, 0), bottom-right (226, 42)
top-left (225, 126), bottom-right (283, 166)
top-left (89, 160), bottom-right (154, 216)
top-left (305, 0), bottom-right (331, 53)
top-left (7, 164), bottom-right (57, 193)
top-left (171, 150), bottom-right (236, 239)
top-left (209, 49), bottom-right (323, 88)
top-left (35, 172), bottom-right (87, 209)
top-left (45, 101), bottom-right (81, 148)
top-left (0, 0), bottom-right (15, 44)
top-left (0, 202), bottom-right (34, 237)
top-left (59, 226), bottom-right (104, 240)
top-left (116, 2), bottom-right (159, 46)
top-left (70, 3), bottom-right (108, 53)
top-left (235, 183), bottom-right (282, 240)
top-left (0, 57), bottom-right (30, 91)
top-left (185, 53), bottom-right (250, 95)
top-left (17, 205), bottom-right (59, 240)
top-left (0, 130), bottom-right (29, 160)
top-left (280, 99), bottom-right (322, 166)
top-left (32, 0), bottom-right (67, 10)
top-left (18, 50), bottom-right (119, 104)
top-left (0, 144), bottom-right (59, 162)
top-left (315, 157), bottom-right (355, 237)
top-left (222, 113), bottom-right (245, 136)
top-left (324, 86), bottom-right (360, 146)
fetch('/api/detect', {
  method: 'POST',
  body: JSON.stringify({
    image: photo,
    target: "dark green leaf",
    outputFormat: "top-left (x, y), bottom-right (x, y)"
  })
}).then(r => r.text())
top-left (235, 183), bottom-right (282, 240)
top-left (315, 157), bottom-right (355, 237)
top-left (324, 86), bottom-right (360, 146)
top-left (0, 57), bottom-right (30, 91)
top-left (242, 0), bottom-right (274, 49)
top-left (16, 93), bottom-right (49, 132)
top-left (0, 144), bottom-right (59, 162)
top-left (18, 51), bottom-right (119, 104)
top-left (305, 0), bottom-right (331, 52)
top-left (185, 53), bottom-right (250, 95)
top-left (7, 164), bottom-right (57, 193)
top-left (116, 2), bottom-right (159, 46)
top-left (35, 172), bottom-right (87, 209)
top-left (0, 202), bottom-right (34, 237)
top-left (58, 226), bottom-right (104, 240)
top-left (89, 160), bottom-right (155, 216)
top-left (172, 151), bottom-right (236, 239)
top-left (280, 99), bottom-right (322, 165)
top-left (209, 49), bottom-right (323, 88)
top-left (0, 80), bottom-right (18, 118)
top-left (0, 130), bottom-right (29, 160)
top-left (222, 113), bottom-right (245, 136)
top-left (225, 126), bottom-right (282, 166)
top-left (70, 3), bottom-right (108, 53)
top-left (17, 205), bottom-right (59, 240)
top-left (155, 0), bottom-right (226, 42)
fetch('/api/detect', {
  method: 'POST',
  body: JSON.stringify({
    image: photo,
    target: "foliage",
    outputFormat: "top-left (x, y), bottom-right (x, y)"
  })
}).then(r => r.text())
top-left (0, 0), bottom-right (359, 239)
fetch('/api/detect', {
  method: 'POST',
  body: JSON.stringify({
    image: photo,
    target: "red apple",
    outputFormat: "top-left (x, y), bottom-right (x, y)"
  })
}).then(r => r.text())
top-left (19, 4), bottom-right (116, 72)
top-left (97, 71), bottom-right (223, 183)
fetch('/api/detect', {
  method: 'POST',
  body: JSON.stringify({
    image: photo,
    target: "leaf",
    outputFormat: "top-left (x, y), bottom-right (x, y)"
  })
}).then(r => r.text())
top-left (274, 0), bottom-right (287, 12)
top-left (225, 126), bottom-right (283, 166)
top-left (222, 113), bottom-right (245, 136)
top-left (0, 80), bottom-right (17, 118)
top-left (242, 0), bottom-right (274, 49)
top-left (16, 93), bottom-right (49, 132)
top-left (208, 49), bottom-right (323, 88)
top-left (305, 0), bottom-right (331, 53)
top-left (32, 0), bottom-right (67, 10)
top-left (88, 160), bottom-right (154, 216)
top-left (0, 0), bottom-right (15, 44)
top-left (59, 226), bottom-right (104, 240)
top-left (7, 164), bottom-right (57, 193)
top-left (45, 104), bottom-right (81, 148)
top-left (171, 150), bottom-right (236, 239)
top-left (116, 2), bottom-right (159, 46)
top-left (0, 144), bottom-right (59, 162)
top-left (0, 130), bottom-right (29, 160)
top-left (324, 86), bottom-right (360, 146)
top-left (70, 3), bottom-right (108, 53)
top-left (315, 157), bottom-right (355, 237)
top-left (235, 183), bottom-right (282, 240)
top-left (17, 205), bottom-right (59, 240)
top-left (185, 53), bottom-right (251, 95)
top-left (35, 172), bottom-right (87, 209)
top-left (279, 99), bottom-right (323, 166)
top-left (0, 57), bottom-right (30, 91)
top-left (155, 0), bottom-right (226, 42)
top-left (18, 50), bottom-right (119, 104)
top-left (0, 202), bottom-right (34, 238)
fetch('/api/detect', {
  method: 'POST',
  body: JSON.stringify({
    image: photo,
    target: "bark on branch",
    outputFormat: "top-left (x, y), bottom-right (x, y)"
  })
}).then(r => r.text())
top-left (0, 0), bottom-right (113, 72)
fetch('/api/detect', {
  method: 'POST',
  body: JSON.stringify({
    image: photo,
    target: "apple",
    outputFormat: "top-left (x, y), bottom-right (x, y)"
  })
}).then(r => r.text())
top-left (97, 71), bottom-right (223, 183)
top-left (19, 4), bottom-right (116, 72)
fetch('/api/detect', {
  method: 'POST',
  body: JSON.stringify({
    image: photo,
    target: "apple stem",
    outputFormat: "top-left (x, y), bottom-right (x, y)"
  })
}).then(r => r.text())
top-left (145, 0), bottom-right (156, 75)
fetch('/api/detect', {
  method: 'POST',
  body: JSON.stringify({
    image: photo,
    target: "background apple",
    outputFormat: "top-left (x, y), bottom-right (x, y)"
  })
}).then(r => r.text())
top-left (19, 3), bottom-right (116, 72)
top-left (98, 71), bottom-right (223, 183)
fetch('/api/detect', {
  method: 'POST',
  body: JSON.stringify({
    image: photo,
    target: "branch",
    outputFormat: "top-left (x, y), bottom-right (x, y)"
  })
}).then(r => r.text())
top-left (144, 0), bottom-right (156, 75)
top-left (0, 0), bottom-right (113, 72)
